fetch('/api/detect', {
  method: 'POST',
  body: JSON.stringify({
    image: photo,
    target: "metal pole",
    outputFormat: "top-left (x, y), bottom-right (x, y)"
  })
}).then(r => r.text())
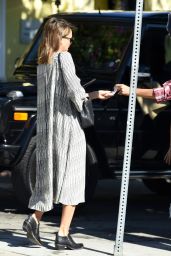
top-left (114, 0), bottom-right (144, 255)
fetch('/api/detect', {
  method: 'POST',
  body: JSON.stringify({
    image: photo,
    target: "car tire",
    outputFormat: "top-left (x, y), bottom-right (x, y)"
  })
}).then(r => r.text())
top-left (11, 136), bottom-right (36, 207)
top-left (12, 137), bottom-right (99, 207)
top-left (143, 178), bottom-right (171, 195)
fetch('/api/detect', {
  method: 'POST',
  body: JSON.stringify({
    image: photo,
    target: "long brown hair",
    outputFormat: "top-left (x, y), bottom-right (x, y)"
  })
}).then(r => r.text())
top-left (38, 17), bottom-right (75, 64)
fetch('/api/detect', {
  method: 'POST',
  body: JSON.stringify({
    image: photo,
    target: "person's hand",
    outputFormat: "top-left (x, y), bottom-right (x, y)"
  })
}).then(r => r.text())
top-left (89, 90), bottom-right (114, 100)
top-left (115, 84), bottom-right (130, 96)
top-left (164, 146), bottom-right (171, 165)
top-left (97, 90), bottom-right (114, 100)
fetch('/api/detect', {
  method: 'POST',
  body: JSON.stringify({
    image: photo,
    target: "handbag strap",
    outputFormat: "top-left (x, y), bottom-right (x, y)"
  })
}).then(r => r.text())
top-left (58, 52), bottom-right (62, 73)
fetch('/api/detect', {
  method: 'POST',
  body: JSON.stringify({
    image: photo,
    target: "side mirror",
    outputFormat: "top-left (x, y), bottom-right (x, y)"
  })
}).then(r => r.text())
top-left (6, 90), bottom-right (24, 99)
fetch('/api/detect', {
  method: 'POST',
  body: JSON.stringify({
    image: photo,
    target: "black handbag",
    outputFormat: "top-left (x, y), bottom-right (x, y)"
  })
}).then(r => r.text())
top-left (58, 53), bottom-right (94, 128)
top-left (79, 99), bottom-right (94, 128)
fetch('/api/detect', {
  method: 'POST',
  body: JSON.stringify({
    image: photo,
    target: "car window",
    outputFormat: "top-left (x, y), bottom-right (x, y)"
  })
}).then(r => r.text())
top-left (71, 22), bottom-right (133, 77)
top-left (140, 26), bottom-right (170, 83)
top-left (24, 21), bottom-right (132, 75)
top-left (23, 34), bottom-right (42, 65)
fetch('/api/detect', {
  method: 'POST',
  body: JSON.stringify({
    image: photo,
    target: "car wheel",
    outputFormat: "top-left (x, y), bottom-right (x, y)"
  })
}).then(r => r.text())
top-left (11, 137), bottom-right (36, 207)
top-left (143, 178), bottom-right (171, 195)
top-left (12, 137), bottom-right (99, 207)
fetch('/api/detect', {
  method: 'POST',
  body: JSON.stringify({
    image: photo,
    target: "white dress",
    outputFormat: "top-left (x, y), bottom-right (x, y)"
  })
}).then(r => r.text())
top-left (28, 52), bottom-right (87, 212)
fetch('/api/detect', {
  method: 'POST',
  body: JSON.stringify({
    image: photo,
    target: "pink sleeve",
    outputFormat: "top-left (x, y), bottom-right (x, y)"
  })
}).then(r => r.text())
top-left (153, 80), bottom-right (171, 103)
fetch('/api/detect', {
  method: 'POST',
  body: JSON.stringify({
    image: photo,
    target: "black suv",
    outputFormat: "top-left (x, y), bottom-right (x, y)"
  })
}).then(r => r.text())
top-left (1, 11), bottom-right (171, 206)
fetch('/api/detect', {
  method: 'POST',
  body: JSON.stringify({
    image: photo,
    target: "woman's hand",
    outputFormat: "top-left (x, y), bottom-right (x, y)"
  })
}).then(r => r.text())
top-left (115, 84), bottom-right (130, 96)
top-left (89, 90), bottom-right (114, 100)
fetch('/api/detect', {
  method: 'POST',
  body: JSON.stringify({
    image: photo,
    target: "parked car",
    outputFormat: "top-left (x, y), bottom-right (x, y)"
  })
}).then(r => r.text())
top-left (0, 11), bottom-right (171, 206)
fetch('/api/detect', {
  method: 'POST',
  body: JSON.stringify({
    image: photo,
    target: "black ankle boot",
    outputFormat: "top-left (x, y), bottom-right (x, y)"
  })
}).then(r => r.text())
top-left (55, 233), bottom-right (83, 250)
top-left (23, 215), bottom-right (42, 246)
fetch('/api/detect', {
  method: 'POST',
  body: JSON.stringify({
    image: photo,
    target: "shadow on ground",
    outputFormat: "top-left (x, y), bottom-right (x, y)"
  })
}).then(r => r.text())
top-left (0, 172), bottom-right (171, 253)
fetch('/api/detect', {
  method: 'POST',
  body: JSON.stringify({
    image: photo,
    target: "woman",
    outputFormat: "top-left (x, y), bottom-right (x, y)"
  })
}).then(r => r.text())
top-left (22, 17), bottom-right (113, 250)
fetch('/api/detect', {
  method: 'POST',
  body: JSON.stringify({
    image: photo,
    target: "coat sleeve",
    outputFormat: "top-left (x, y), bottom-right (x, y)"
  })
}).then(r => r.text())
top-left (153, 80), bottom-right (171, 103)
top-left (59, 52), bottom-right (87, 112)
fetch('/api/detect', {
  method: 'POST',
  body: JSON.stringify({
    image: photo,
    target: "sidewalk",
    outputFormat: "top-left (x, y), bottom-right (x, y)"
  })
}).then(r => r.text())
top-left (0, 178), bottom-right (171, 256)
top-left (0, 212), bottom-right (171, 256)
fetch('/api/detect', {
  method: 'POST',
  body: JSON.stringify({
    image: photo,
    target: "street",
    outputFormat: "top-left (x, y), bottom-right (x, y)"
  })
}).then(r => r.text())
top-left (0, 172), bottom-right (171, 256)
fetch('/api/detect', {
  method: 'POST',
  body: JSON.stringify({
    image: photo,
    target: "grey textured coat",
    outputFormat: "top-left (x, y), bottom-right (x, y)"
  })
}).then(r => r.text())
top-left (28, 52), bottom-right (87, 212)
